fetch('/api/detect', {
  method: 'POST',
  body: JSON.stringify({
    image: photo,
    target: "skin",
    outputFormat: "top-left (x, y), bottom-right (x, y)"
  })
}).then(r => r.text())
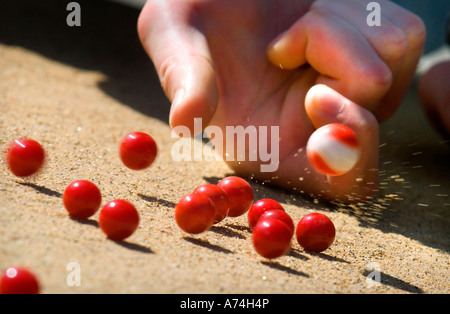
top-left (137, 0), bottom-right (426, 203)
top-left (418, 61), bottom-right (450, 140)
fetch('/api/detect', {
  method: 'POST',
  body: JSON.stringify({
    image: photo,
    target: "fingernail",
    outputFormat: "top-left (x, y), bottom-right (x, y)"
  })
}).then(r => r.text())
top-left (170, 88), bottom-right (184, 116)
top-left (267, 32), bottom-right (290, 69)
top-left (171, 88), bottom-right (184, 108)
top-left (266, 31), bottom-right (303, 70)
top-left (268, 30), bottom-right (287, 51)
top-left (169, 88), bottom-right (184, 127)
top-left (306, 85), bottom-right (346, 119)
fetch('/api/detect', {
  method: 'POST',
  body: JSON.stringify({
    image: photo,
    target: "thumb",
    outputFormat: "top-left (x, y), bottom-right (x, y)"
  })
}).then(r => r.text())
top-left (138, 1), bottom-right (218, 135)
top-left (305, 84), bottom-right (380, 202)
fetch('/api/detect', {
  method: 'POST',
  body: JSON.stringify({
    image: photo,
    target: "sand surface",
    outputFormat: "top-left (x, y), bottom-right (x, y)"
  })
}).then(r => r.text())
top-left (0, 0), bottom-right (449, 294)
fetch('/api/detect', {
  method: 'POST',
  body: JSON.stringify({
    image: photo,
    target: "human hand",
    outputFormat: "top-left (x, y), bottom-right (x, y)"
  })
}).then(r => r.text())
top-left (267, 0), bottom-right (426, 122)
top-left (137, 0), bottom-right (425, 202)
top-left (419, 61), bottom-right (450, 140)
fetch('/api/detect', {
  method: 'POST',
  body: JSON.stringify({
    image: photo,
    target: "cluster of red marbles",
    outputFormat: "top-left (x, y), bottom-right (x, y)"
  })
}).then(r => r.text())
top-left (2, 131), bottom-right (337, 293)
top-left (174, 178), bottom-right (336, 260)
top-left (174, 176), bottom-right (254, 234)
top-left (249, 199), bottom-right (336, 259)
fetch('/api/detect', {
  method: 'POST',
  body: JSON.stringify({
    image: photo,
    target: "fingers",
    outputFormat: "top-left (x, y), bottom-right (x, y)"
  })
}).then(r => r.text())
top-left (138, 0), bottom-right (218, 135)
top-left (418, 61), bottom-right (450, 139)
top-left (228, 84), bottom-right (379, 203)
top-left (371, 0), bottom-right (426, 121)
top-left (313, 0), bottom-right (410, 72)
top-left (305, 85), bottom-right (379, 202)
top-left (266, 0), bottom-right (426, 121)
top-left (267, 5), bottom-right (392, 113)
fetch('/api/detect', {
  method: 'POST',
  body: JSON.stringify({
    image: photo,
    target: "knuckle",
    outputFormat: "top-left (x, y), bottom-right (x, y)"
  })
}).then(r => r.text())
top-left (137, 14), bottom-right (147, 45)
top-left (309, 0), bottom-right (330, 12)
top-left (364, 63), bottom-right (393, 91)
top-left (353, 62), bottom-right (392, 108)
top-left (380, 26), bottom-right (408, 63)
top-left (403, 13), bottom-right (427, 51)
top-left (137, 1), bottom-right (153, 39)
top-left (157, 56), bottom-right (179, 96)
top-left (137, 0), bottom-right (167, 47)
